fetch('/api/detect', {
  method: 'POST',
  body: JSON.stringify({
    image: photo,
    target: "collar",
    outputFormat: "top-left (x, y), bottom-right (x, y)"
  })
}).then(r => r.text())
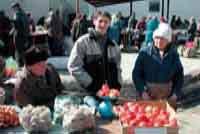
top-left (88, 28), bottom-right (115, 46)
top-left (150, 43), bottom-right (173, 57)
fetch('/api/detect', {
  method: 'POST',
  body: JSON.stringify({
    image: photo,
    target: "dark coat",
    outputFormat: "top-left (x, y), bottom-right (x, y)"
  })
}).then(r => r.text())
top-left (14, 64), bottom-right (64, 108)
top-left (132, 44), bottom-right (184, 98)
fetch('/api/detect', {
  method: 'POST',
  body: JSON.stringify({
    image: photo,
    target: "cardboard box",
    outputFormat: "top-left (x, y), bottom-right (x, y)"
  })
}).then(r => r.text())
top-left (120, 101), bottom-right (179, 134)
top-left (135, 127), bottom-right (178, 134)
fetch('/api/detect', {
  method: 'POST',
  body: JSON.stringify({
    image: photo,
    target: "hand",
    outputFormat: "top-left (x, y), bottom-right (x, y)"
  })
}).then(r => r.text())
top-left (168, 94), bottom-right (177, 110)
top-left (169, 94), bottom-right (177, 101)
top-left (142, 91), bottom-right (151, 100)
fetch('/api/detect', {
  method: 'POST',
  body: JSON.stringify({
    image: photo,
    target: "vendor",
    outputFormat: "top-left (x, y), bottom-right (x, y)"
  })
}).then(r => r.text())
top-left (68, 11), bottom-right (122, 96)
top-left (13, 46), bottom-right (64, 108)
top-left (132, 23), bottom-right (184, 108)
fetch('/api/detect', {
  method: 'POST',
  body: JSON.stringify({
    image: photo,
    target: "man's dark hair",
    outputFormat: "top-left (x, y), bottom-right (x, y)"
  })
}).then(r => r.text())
top-left (97, 11), bottom-right (111, 21)
top-left (11, 2), bottom-right (20, 9)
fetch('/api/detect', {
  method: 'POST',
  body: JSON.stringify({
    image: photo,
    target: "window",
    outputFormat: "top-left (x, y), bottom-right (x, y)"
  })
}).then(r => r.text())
top-left (149, 0), bottom-right (160, 12)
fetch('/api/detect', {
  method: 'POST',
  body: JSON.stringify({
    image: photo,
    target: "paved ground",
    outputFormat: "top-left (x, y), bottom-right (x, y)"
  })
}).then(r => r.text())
top-left (59, 51), bottom-right (200, 134)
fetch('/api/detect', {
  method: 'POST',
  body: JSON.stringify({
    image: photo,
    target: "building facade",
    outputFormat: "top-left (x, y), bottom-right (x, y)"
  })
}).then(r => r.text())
top-left (99, 0), bottom-right (199, 21)
top-left (0, 0), bottom-right (93, 21)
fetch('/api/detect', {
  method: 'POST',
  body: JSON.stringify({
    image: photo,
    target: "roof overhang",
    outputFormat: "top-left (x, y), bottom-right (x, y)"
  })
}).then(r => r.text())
top-left (85, 0), bottom-right (144, 7)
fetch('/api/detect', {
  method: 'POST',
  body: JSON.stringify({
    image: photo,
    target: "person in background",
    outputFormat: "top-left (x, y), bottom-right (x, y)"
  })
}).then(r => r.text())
top-left (68, 11), bottom-right (122, 97)
top-left (187, 17), bottom-right (197, 41)
top-left (160, 16), bottom-right (167, 23)
top-left (145, 16), bottom-right (159, 46)
top-left (126, 12), bottom-right (137, 48)
top-left (175, 16), bottom-right (183, 29)
top-left (46, 9), bottom-right (64, 56)
top-left (27, 12), bottom-right (36, 33)
top-left (132, 23), bottom-right (184, 109)
top-left (0, 10), bottom-right (12, 57)
top-left (71, 13), bottom-right (90, 42)
top-left (108, 14), bottom-right (122, 45)
top-left (11, 2), bottom-right (31, 67)
top-left (170, 15), bottom-right (176, 29)
top-left (10, 46), bottom-right (64, 109)
top-left (136, 16), bottom-right (146, 34)
top-left (194, 19), bottom-right (200, 48)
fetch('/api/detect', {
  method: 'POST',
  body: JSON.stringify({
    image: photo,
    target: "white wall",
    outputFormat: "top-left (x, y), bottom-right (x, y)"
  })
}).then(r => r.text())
top-left (169, 0), bottom-right (199, 20)
top-left (49, 0), bottom-right (91, 16)
top-left (23, 0), bottom-right (49, 21)
top-left (0, 0), bottom-right (91, 22)
top-left (0, 0), bottom-right (49, 22)
top-left (98, 0), bottom-right (200, 21)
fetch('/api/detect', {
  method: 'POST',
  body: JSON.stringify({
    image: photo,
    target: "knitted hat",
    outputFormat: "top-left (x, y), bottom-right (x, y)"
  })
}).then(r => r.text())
top-left (24, 47), bottom-right (49, 66)
top-left (153, 23), bottom-right (172, 42)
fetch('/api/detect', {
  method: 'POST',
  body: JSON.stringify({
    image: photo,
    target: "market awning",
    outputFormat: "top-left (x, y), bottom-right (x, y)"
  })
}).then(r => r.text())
top-left (85, 0), bottom-right (143, 7)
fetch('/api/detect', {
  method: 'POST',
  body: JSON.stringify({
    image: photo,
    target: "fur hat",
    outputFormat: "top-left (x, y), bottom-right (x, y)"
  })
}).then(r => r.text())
top-left (153, 23), bottom-right (172, 42)
top-left (24, 47), bottom-right (49, 66)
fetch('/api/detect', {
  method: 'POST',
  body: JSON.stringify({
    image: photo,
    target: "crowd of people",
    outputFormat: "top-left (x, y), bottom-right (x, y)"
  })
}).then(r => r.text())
top-left (0, 2), bottom-right (200, 111)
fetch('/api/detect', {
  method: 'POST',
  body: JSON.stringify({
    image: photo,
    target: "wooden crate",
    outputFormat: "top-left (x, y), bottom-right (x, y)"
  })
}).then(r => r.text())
top-left (120, 101), bottom-right (179, 134)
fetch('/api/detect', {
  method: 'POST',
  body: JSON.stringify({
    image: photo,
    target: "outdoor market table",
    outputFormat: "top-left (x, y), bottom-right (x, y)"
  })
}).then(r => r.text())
top-left (1, 118), bottom-right (121, 134)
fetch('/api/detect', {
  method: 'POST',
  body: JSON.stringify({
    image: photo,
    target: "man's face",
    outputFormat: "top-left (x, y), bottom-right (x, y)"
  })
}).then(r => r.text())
top-left (154, 37), bottom-right (169, 51)
top-left (28, 61), bottom-right (47, 76)
top-left (94, 15), bottom-right (110, 35)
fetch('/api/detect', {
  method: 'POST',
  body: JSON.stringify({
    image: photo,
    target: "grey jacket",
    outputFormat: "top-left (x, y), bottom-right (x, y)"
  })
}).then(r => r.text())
top-left (68, 29), bottom-right (122, 94)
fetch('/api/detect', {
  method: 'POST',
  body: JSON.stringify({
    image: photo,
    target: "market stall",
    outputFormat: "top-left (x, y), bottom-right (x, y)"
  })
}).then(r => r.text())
top-left (0, 83), bottom-right (179, 134)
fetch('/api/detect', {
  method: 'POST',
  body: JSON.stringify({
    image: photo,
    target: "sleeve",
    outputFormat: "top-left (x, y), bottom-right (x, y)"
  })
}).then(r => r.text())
top-left (67, 39), bottom-right (92, 88)
top-left (47, 64), bottom-right (65, 94)
top-left (14, 71), bottom-right (33, 106)
top-left (172, 53), bottom-right (184, 99)
top-left (15, 80), bottom-right (33, 106)
top-left (13, 12), bottom-right (21, 31)
top-left (71, 20), bottom-right (79, 42)
top-left (132, 52), bottom-right (146, 95)
top-left (115, 45), bottom-right (122, 87)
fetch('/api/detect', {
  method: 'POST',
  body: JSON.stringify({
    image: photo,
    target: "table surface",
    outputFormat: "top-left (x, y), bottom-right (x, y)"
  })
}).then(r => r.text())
top-left (1, 117), bottom-right (121, 134)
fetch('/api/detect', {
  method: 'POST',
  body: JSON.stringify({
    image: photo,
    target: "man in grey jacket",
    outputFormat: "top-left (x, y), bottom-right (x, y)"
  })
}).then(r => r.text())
top-left (68, 11), bottom-right (122, 96)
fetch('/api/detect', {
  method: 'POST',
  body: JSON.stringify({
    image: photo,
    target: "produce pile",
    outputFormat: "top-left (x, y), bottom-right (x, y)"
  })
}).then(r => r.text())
top-left (113, 102), bottom-right (178, 128)
top-left (19, 105), bottom-right (52, 132)
top-left (63, 105), bottom-right (96, 132)
top-left (53, 95), bottom-right (82, 124)
top-left (0, 105), bottom-right (19, 128)
top-left (97, 84), bottom-right (120, 98)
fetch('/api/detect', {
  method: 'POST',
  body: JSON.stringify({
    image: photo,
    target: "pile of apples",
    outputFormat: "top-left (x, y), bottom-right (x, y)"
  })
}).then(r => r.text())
top-left (97, 84), bottom-right (120, 98)
top-left (113, 102), bottom-right (178, 128)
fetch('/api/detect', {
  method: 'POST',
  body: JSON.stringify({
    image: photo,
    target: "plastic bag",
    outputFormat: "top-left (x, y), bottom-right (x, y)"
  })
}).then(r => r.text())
top-left (19, 105), bottom-right (52, 133)
top-left (62, 105), bottom-right (96, 133)
top-left (53, 95), bottom-right (82, 124)
top-left (4, 57), bottom-right (18, 77)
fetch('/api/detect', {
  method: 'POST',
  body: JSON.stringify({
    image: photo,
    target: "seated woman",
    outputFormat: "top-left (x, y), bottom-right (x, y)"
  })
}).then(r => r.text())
top-left (132, 23), bottom-right (184, 109)
top-left (12, 46), bottom-right (64, 109)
